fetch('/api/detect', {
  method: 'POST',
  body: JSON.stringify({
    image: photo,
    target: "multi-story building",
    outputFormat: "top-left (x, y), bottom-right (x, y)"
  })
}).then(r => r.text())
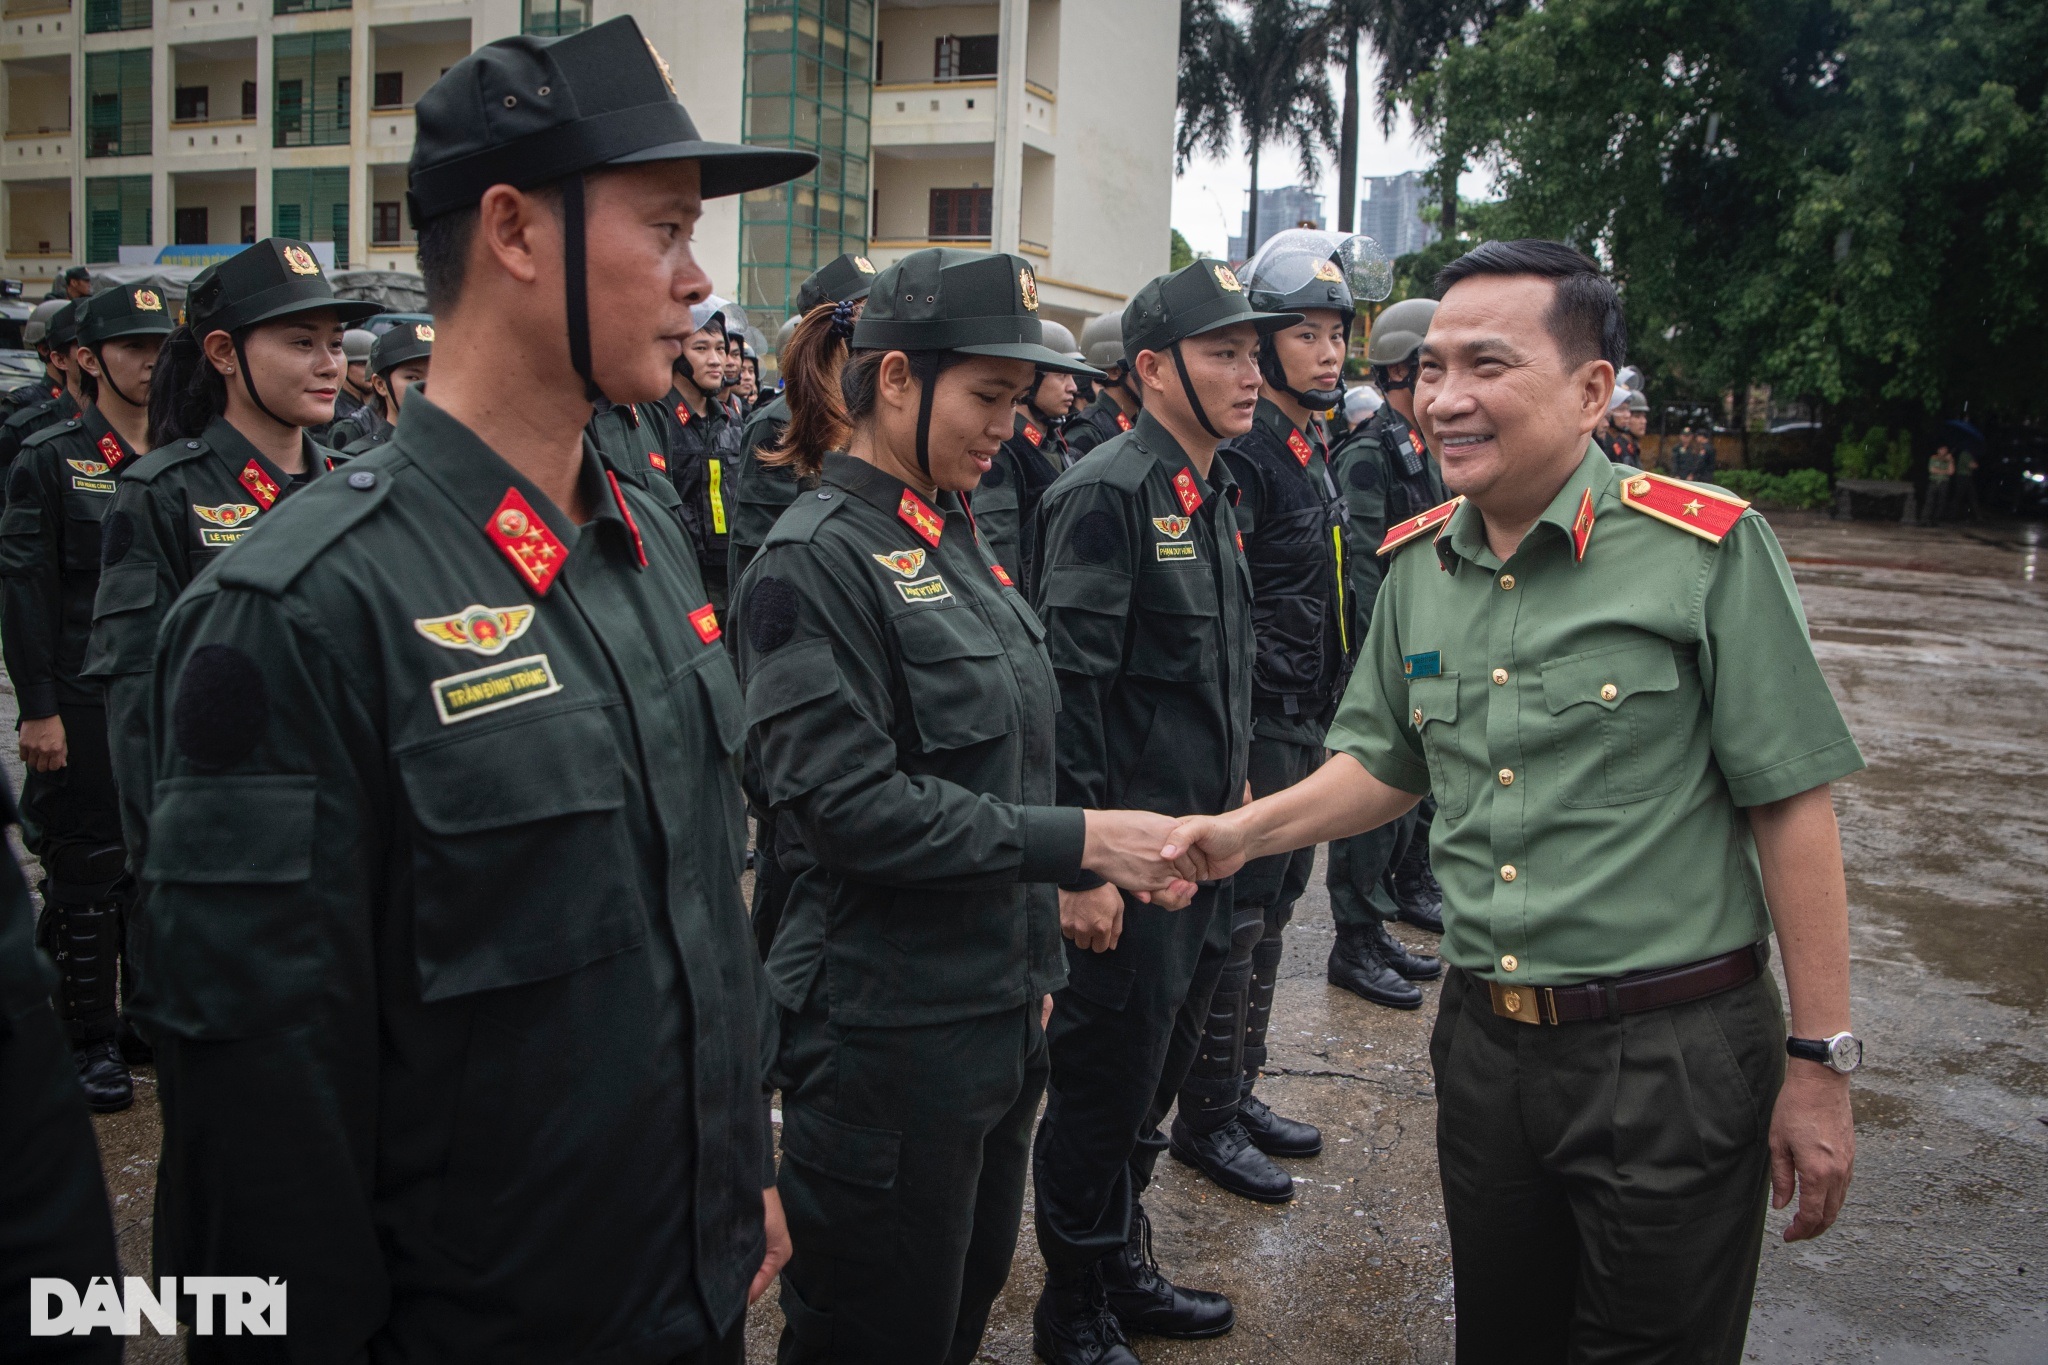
top-left (1, 0), bottom-right (1176, 337)
top-left (1357, 169), bottom-right (1436, 259)
top-left (1224, 181), bottom-right (1321, 263)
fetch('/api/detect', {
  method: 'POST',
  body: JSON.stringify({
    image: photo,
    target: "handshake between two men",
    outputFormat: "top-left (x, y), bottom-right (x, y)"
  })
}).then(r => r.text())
top-left (1070, 754), bottom-right (1422, 953)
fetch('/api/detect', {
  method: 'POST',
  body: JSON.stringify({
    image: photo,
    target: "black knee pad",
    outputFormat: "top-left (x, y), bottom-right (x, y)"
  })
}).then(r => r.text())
top-left (44, 842), bottom-right (128, 907)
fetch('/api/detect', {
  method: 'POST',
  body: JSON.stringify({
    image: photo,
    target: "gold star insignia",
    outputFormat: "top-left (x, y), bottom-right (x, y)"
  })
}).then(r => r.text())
top-left (1682, 499), bottom-right (1705, 516)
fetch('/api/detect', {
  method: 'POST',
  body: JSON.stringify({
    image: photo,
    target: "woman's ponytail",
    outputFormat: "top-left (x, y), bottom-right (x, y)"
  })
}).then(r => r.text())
top-left (760, 301), bottom-right (858, 480)
top-left (147, 324), bottom-right (228, 449)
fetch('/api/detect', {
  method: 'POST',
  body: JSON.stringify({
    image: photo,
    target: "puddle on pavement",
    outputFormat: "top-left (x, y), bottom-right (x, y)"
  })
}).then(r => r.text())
top-left (1851, 1088), bottom-right (1918, 1132)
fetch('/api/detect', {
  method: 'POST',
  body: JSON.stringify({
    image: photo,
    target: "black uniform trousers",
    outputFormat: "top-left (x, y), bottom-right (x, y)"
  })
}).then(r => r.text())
top-left (1327, 806), bottom-right (1417, 931)
top-left (1431, 965), bottom-right (1785, 1365)
top-left (19, 703), bottom-right (129, 1046)
top-left (775, 998), bottom-right (1046, 1364)
top-left (1034, 884), bottom-right (1232, 1279)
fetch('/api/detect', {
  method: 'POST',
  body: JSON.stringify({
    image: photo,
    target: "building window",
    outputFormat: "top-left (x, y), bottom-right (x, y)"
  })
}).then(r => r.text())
top-left (373, 71), bottom-right (403, 108)
top-left (85, 50), bottom-right (151, 158)
top-left (84, 0), bottom-right (150, 33)
top-left (373, 201), bottom-right (401, 245)
top-left (273, 167), bottom-right (350, 265)
top-left (175, 85), bottom-right (209, 122)
top-left (240, 204), bottom-right (258, 243)
top-left (935, 34), bottom-right (998, 80)
top-left (523, 0), bottom-right (589, 36)
top-left (928, 187), bottom-right (991, 240)
top-left (241, 80), bottom-right (258, 120)
top-left (274, 0), bottom-right (350, 13)
top-left (174, 206), bottom-right (208, 244)
top-left (739, 0), bottom-right (875, 323)
top-left (85, 176), bottom-right (151, 262)
top-left (274, 31), bottom-right (351, 147)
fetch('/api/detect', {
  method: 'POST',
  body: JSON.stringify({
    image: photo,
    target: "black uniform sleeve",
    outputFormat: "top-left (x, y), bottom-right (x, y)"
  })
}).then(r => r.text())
top-left (0, 454), bottom-right (65, 718)
top-left (1033, 480), bottom-right (1138, 814)
top-left (141, 581), bottom-right (391, 1351)
top-left (740, 541), bottom-right (1083, 889)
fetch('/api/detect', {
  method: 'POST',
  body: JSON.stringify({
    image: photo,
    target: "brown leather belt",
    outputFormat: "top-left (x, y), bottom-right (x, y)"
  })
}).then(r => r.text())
top-left (1486, 945), bottom-right (1763, 1025)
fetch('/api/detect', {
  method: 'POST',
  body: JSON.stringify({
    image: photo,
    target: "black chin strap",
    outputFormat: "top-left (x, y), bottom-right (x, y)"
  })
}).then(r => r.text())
top-left (1373, 360), bottom-right (1417, 394)
top-left (911, 351), bottom-right (942, 479)
top-left (561, 173), bottom-right (604, 405)
top-left (87, 345), bottom-right (143, 410)
top-left (231, 333), bottom-right (294, 432)
top-left (1168, 341), bottom-right (1222, 440)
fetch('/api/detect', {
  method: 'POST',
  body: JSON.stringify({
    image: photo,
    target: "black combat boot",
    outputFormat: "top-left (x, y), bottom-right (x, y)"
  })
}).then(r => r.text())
top-left (1099, 1197), bottom-right (1235, 1340)
top-left (1390, 837), bottom-right (1445, 933)
top-left (1237, 933), bottom-right (1320, 1157)
top-left (1033, 1267), bottom-right (1140, 1365)
top-left (1327, 923), bottom-right (1423, 1009)
top-left (1377, 920), bottom-right (1444, 981)
top-left (39, 898), bottom-right (133, 1113)
top-left (1167, 1112), bottom-right (1294, 1201)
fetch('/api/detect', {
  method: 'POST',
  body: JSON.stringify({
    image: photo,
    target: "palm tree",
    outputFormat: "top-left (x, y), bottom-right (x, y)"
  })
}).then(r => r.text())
top-left (1178, 0), bottom-right (1341, 260)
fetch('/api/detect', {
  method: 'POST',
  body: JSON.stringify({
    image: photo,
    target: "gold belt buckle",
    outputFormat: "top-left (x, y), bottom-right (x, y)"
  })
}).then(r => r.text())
top-left (1489, 980), bottom-right (1553, 1025)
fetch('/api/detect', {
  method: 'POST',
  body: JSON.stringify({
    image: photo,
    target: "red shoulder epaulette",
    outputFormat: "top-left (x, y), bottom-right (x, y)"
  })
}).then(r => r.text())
top-left (1618, 472), bottom-right (1748, 544)
top-left (1377, 496), bottom-right (1463, 557)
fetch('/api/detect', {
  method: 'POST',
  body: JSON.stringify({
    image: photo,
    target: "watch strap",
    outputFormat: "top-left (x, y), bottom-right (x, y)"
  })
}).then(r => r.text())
top-left (1785, 1036), bottom-right (1833, 1066)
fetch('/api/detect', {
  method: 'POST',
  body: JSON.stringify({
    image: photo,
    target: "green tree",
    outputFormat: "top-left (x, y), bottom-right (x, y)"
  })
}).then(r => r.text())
top-left (1170, 227), bottom-right (1196, 270)
top-left (1177, 0), bottom-right (1341, 256)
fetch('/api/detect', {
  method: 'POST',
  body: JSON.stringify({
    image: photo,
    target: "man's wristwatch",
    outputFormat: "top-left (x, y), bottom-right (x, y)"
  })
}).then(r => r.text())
top-left (1787, 1032), bottom-right (1863, 1074)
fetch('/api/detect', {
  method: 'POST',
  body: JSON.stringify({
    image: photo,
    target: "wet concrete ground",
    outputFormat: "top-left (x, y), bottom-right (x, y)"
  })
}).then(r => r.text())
top-left (14, 511), bottom-right (2045, 1362)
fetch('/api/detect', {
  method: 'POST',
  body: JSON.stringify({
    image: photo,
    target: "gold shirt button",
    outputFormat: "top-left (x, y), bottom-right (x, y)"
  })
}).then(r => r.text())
top-left (1492, 668), bottom-right (1508, 685)
top-left (1412, 707), bottom-right (1423, 725)
top-left (1499, 574), bottom-right (1516, 590)
top-left (1501, 954), bottom-right (1519, 972)
top-left (1498, 768), bottom-right (1514, 786)
top-left (1500, 864), bottom-right (1517, 882)
top-left (1600, 683), bottom-right (1619, 701)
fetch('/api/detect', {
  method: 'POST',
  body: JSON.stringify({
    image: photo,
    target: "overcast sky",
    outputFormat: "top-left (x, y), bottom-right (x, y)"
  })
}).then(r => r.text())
top-left (1169, 52), bottom-right (1493, 258)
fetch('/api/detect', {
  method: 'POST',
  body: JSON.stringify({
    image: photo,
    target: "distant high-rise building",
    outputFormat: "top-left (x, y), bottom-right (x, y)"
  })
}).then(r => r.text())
top-left (1227, 183), bottom-right (1323, 262)
top-left (1358, 171), bottom-right (1439, 259)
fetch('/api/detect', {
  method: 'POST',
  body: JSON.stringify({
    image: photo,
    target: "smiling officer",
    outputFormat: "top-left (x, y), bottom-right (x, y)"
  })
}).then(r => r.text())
top-left (128, 19), bottom-right (815, 1359)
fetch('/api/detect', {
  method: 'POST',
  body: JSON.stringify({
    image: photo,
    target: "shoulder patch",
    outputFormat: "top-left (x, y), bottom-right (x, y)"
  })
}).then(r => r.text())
top-left (1377, 496), bottom-right (1464, 557)
top-left (1618, 472), bottom-right (1748, 544)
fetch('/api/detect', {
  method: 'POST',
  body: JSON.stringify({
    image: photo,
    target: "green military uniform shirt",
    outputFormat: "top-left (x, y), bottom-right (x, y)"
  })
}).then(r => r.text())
top-left (137, 393), bottom-right (768, 1356)
top-left (1326, 443), bottom-right (1864, 985)
top-left (736, 452), bottom-right (1082, 1027)
top-left (1034, 409), bottom-right (1255, 828)
top-left (725, 393), bottom-right (797, 588)
top-left (0, 409), bottom-right (135, 717)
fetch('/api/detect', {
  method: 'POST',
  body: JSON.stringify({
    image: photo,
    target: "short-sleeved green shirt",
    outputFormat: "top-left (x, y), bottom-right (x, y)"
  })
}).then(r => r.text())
top-left (1326, 443), bottom-right (1863, 985)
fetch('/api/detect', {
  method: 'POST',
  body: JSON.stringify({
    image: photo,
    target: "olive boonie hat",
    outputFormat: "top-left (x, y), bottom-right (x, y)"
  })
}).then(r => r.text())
top-left (796, 252), bottom-right (879, 314)
top-left (853, 248), bottom-right (1102, 378)
top-left (406, 15), bottom-right (817, 225)
top-left (1121, 258), bottom-right (1301, 358)
top-left (186, 238), bottom-right (380, 336)
top-left (369, 320), bottom-right (434, 377)
top-left (78, 280), bottom-right (176, 346)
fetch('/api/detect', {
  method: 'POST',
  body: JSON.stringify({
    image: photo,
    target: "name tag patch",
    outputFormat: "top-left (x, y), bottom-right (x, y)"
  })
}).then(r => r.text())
top-left (432, 653), bottom-right (562, 725)
top-left (1403, 651), bottom-right (1441, 679)
top-left (70, 476), bottom-right (116, 494)
top-left (895, 574), bottom-right (954, 605)
top-left (1155, 541), bottom-right (1197, 562)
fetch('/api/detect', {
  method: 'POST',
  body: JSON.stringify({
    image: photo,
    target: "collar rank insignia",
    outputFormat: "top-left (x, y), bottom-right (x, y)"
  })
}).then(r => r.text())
top-left (1117, 413), bottom-right (1132, 432)
top-left (898, 489), bottom-right (944, 548)
top-left (1287, 429), bottom-right (1313, 467)
top-left (1376, 496), bottom-right (1465, 557)
top-left (95, 432), bottom-right (126, 469)
top-left (1618, 472), bottom-right (1748, 544)
top-left (990, 562), bottom-right (1014, 588)
top-left (192, 502), bottom-right (260, 527)
top-left (66, 458), bottom-right (110, 478)
top-left (1152, 515), bottom-right (1190, 540)
top-left (689, 603), bottom-right (721, 644)
top-left (1024, 424), bottom-right (1043, 448)
top-left (675, 402), bottom-right (691, 427)
top-left (1571, 488), bottom-right (1596, 562)
top-left (605, 469), bottom-right (647, 568)
top-left (415, 603), bottom-right (537, 657)
top-left (648, 450), bottom-right (668, 472)
top-left (238, 460), bottom-right (281, 510)
top-left (1172, 468), bottom-right (1203, 516)
top-left (873, 548), bottom-right (927, 578)
top-left (485, 487), bottom-right (570, 594)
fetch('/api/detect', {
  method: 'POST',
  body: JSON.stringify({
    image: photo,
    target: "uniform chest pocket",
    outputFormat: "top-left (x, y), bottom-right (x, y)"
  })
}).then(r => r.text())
top-left (1128, 566), bottom-right (1220, 682)
top-left (60, 493), bottom-right (109, 573)
top-left (399, 704), bottom-right (645, 1002)
top-left (1407, 674), bottom-right (1469, 818)
top-left (893, 607), bottom-right (1020, 751)
top-left (1541, 640), bottom-right (1687, 808)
